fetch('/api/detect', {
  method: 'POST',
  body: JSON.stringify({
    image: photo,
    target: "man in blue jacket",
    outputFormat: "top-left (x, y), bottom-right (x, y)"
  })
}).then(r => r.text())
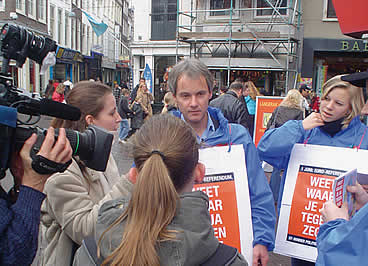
top-left (168, 58), bottom-right (276, 266)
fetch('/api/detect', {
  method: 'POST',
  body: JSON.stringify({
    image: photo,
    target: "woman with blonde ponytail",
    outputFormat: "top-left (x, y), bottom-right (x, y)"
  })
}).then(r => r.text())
top-left (73, 114), bottom-right (248, 266)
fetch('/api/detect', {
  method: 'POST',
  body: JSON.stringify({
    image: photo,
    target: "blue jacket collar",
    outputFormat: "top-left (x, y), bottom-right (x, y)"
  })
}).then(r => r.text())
top-left (173, 106), bottom-right (232, 148)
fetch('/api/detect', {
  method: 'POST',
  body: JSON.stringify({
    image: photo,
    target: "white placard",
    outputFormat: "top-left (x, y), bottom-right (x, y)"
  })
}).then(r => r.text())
top-left (275, 144), bottom-right (368, 262)
top-left (197, 144), bottom-right (253, 264)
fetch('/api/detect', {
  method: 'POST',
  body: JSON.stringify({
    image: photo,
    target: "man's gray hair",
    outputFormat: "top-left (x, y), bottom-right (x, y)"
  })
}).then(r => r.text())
top-left (229, 81), bottom-right (243, 91)
top-left (168, 58), bottom-right (214, 95)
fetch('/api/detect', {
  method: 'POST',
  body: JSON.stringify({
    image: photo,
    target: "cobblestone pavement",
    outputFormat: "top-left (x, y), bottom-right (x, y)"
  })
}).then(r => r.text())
top-left (1, 115), bottom-right (290, 266)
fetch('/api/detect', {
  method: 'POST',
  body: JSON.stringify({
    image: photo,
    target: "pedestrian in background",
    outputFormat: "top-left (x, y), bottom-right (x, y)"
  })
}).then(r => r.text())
top-left (128, 98), bottom-right (144, 137)
top-left (161, 91), bottom-right (177, 114)
top-left (265, 89), bottom-right (304, 205)
top-left (136, 83), bottom-right (154, 120)
top-left (243, 81), bottom-right (261, 138)
top-left (210, 81), bottom-right (251, 133)
top-left (113, 82), bottom-right (121, 105)
top-left (118, 89), bottom-right (133, 143)
top-left (299, 84), bottom-right (312, 116)
top-left (130, 77), bottom-right (146, 103)
top-left (52, 83), bottom-right (65, 103)
top-left (44, 79), bottom-right (54, 99)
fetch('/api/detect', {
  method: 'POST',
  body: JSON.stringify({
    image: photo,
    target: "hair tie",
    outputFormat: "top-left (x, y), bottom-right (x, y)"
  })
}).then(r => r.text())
top-left (151, 150), bottom-right (165, 160)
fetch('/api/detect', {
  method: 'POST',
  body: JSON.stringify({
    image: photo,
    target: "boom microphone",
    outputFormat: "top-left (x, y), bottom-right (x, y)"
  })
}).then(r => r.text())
top-left (40, 98), bottom-right (81, 121)
top-left (17, 98), bottom-right (81, 121)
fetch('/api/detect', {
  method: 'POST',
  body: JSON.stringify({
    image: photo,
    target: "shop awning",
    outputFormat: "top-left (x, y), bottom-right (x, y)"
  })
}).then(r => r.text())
top-left (56, 47), bottom-right (84, 63)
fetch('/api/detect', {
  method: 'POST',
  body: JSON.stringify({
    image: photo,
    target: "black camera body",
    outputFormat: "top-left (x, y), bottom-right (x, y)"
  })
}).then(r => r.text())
top-left (0, 23), bottom-right (113, 179)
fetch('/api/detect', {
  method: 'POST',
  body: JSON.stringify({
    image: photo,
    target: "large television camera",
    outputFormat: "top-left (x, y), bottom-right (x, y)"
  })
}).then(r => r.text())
top-left (0, 23), bottom-right (113, 179)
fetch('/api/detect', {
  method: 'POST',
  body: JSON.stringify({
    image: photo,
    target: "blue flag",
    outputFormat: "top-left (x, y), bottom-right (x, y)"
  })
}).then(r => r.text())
top-left (143, 64), bottom-right (153, 94)
top-left (82, 11), bottom-right (108, 37)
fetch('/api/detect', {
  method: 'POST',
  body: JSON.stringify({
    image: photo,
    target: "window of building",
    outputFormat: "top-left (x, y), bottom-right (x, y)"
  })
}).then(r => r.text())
top-left (38, 0), bottom-right (46, 22)
top-left (82, 24), bottom-right (86, 54)
top-left (255, 0), bottom-right (287, 17)
top-left (323, 0), bottom-right (337, 20)
top-left (91, 26), bottom-right (95, 48)
top-left (28, 0), bottom-right (36, 18)
top-left (86, 25), bottom-right (90, 54)
top-left (139, 56), bottom-right (145, 69)
top-left (65, 13), bottom-right (69, 47)
top-left (16, 0), bottom-right (26, 14)
top-left (209, 0), bottom-right (236, 16)
top-left (72, 19), bottom-right (76, 50)
top-left (49, 5), bottom-right (55, 38)
top-left (91, 0), bottom-right (95, 14)
top-left (151, 0), bottom-right (177, 40)
top-left (58, 8), bottom-right (63, 44)
top-left (0, 0), bottom-right (5, 11)
top-left (77, 20), bottom-right (81, 51)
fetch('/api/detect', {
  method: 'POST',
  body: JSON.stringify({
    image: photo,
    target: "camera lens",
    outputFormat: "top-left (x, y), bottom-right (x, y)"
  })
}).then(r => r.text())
top-left (0, 24), bottom-right (57, 66)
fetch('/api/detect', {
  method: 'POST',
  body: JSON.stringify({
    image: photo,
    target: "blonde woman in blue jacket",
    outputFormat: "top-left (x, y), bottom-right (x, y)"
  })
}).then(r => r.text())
top-left (258, 75), bottom-right (368, 266)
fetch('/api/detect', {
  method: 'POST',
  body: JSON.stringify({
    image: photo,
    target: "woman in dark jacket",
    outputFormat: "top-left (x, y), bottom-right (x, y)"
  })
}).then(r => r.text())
top-left (127, 98), bottom-right (144, 138)
top-left (266, 89), bottom-right (304, 205)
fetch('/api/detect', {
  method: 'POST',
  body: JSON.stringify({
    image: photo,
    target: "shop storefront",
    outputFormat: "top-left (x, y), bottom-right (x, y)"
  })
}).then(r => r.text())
top-left (301, 38), bottom-right (368, 95)
top-left (115, 60), bottom-right (131, 86)
top-left (209, 69), bottom-right (287, 96)
top-left (102, 57), bottom-right (116, 85)
top-left (84, 51), bottom-right (103, 81)
top-left (52, 47), bottom-right (84, 83)
top-left (153, 56), bottom-right (177, 102)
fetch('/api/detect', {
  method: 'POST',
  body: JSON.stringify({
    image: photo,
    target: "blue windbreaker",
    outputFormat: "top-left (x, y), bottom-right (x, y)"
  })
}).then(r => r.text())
top-left (257, 116), bottom-right (368, 209)
top-left (257, 116), bottom-right (368, 263)
top-left (316, 201), bottom-right (368, 265)
top-left (173, 106), bottom-right (276, 250)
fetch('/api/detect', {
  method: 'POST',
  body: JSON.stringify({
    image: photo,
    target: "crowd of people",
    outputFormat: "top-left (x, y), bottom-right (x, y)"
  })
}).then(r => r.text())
top-left (2, 58), bottom-right (368, 266)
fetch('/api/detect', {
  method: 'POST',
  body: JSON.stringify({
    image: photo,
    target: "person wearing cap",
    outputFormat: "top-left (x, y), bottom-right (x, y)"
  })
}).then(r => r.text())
top-left (299, 84), bottom-right (312, 116)
top-left (258, 74), bottom-right (368, 266)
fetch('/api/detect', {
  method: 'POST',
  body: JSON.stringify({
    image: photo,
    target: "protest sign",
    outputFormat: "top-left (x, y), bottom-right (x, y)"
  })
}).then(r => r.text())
top-left (333, 168), bottom-right (357, 217)
top-left (275, 144), bottom-right (368, 262)
top-left (194, 144), bottom-right (253, 264)
top-left (253, 96), bottom-right (283, 146)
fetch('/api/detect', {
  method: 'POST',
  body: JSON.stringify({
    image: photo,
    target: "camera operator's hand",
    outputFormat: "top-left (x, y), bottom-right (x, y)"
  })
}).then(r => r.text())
top-left (14, 127), bottom-right (72, 192)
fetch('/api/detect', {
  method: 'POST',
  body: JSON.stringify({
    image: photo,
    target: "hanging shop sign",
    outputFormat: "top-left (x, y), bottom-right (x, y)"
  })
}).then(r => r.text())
top-left (56, 47), bottom-right (84, 62)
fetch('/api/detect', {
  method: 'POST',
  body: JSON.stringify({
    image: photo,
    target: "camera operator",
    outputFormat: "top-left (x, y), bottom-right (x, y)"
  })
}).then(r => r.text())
top-left (0, 127), bottom-right (72, 266)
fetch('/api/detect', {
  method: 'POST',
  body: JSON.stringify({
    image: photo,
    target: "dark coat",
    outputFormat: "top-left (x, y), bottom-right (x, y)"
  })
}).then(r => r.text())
top-left (118, 96), bottom-right (133, 119)
top-left (45, 84), bottom-right (54, 98)
top-left (0, 185), bottom-right (46, 266)
top-left (130, 84), bottom-right (139, 103)
top-left (130, 102), bottom-right (144, 129)
top-left (209, 90), bottom-right (251, 131)
top-left (266, 105), bottom-right (304, 130)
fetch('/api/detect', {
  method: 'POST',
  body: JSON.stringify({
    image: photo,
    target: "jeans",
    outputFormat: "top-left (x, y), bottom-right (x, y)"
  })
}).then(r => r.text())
top-left (119, 119), bottom-right (130, 140)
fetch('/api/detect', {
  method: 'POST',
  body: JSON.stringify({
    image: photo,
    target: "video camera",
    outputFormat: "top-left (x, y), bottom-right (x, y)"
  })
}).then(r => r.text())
top-left (0, 23), bottom-right (114, 179)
